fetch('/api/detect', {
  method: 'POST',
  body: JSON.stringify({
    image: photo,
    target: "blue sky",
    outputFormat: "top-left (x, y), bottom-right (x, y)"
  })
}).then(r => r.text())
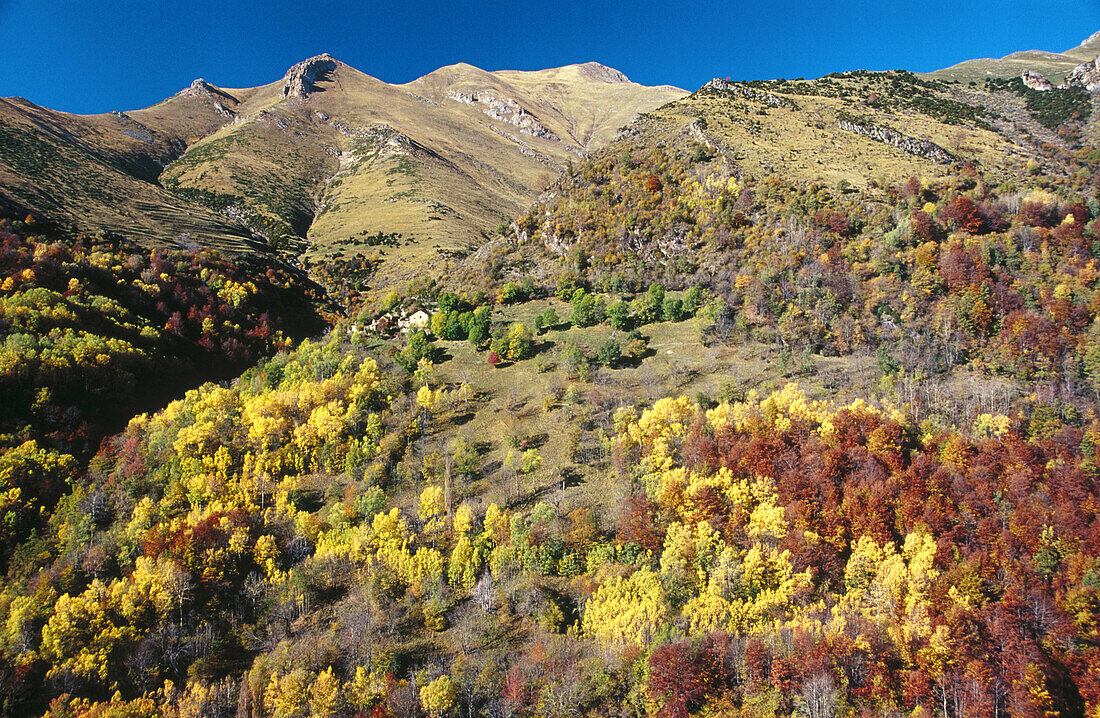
top-left (0, 0), bottom-right (1097, 114)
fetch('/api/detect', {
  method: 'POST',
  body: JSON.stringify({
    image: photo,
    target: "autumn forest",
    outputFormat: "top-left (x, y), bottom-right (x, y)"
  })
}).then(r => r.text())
top-left (2, 35), bottom-right (1100, 718)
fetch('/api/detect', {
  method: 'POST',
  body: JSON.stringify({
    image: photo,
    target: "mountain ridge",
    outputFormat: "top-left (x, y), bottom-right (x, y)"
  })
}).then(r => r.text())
top-left (0, 54), bottom-right (686, 290)
top-left (931, 29), bottom-right (1100, 83)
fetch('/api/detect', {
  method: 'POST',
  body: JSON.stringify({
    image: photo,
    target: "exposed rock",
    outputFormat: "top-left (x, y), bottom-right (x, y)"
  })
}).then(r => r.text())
top-left (256, 110), bottom-right (289, 130)
top-left (173, 79), bottom-right (237, 116)
top-left (1021, 70), bottom-right (1054, 91)
top-left (702, 79), bottom-right (795, 109)
top-left (837, 119), bottom-right (954, 164)
top-left (110, 110), bottom-right (156, 144)
top-left (446, 90), bottom-right (476, 105)
top-left (457, 90), bottom-right (560, 140)
top-left (485, 125), bottom-right (557, 167)
top-left (408, 94), bottom-right (441, 107)
top-left (281, 54), bottom-right (338, 99)
top-left (683, 119), bottom-right (715, 149)
top-left (1064, 57), bottom-right (1100, 93)
top-left (177, 78), bottom-right (216, 99)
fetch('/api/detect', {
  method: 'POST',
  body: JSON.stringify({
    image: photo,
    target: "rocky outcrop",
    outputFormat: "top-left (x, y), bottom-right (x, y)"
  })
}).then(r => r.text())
top-left (1065, 57), bottom-right (1100, 93)
top-left (177, 78), bottom-right (216, 98)
top-left (702, 79), bottom-right (794, 109)
top-left (837, 119), bottom-right (954, 164)
top-left (446, 90), bottom-right (476, 105)
top-left (1021, 70), bottom-right (1054, 91)
top-left (173, 79), bottom-right (237, 116)
top-left (446, 89), bottom-right (559, 140)
top-left (1021, 59), bottom-right (1100, 94)
top-left (683, 119), bottom-right (714, 148)
top-left (110, 111), bottom-right (155, 144)
top-left (281, 54), bottom-right (338, 99)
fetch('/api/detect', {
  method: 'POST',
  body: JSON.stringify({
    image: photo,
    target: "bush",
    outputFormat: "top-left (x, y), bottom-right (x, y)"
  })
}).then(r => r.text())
top-left (625, 337), bottom-right (648, 359)
top-left (596, 339), bottom-right (621, 367)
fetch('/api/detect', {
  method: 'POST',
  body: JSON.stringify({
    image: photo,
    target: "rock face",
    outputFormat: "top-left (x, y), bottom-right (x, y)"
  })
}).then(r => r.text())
top-left (446, 89), bottom-right (559, 139)
top-left (281, 54), bottom-right (338, 99)
top-left (1021, 70), bottom-right (1054, 91)
top-left (1065, 57), bottom-right (1100, 93)
top-left (837, 119), bottom-right (954, 164)
top-left (1021, 59), bottom-right (1100, 94)
top-left (174, 79), bottom-right (238, 117)
top-left (178, 78), bottom-right (216, 98)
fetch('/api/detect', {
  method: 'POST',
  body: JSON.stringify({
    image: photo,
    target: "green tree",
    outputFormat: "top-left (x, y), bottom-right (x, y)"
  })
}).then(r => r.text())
top-left (597, 339), bottom-right (621, 367)
top-left (398, 330), bottom-right (435, 371)
top-left (662, 297), bottom-right (685, 322)
top-left (607, 301), bottom-right (631, 330)
top-left (467, 307), bottom-right (490, 348)
top-left (541, 306), bottom-right (561, 331)
top-left (683, 286), bottom-right (704, 315)
top-left (501, 282), bottom-right (524, 304)
top-left (570, 289), bottom-right (598, 327)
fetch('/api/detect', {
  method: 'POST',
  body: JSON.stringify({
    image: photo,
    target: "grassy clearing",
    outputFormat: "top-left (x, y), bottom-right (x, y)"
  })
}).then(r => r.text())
top-left (415, 295), bottom-right (883, 530)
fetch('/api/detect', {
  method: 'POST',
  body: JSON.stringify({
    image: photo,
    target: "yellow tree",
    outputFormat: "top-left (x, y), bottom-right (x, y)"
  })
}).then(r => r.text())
top-left (309, 667), bottom-right (341, 718)
top-left (420, 674), bottom-right (457, 718)
top-left (583, 567), bottom-right (667, 648)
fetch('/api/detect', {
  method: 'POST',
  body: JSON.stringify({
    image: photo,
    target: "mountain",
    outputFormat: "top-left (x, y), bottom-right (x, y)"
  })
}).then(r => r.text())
top-left (7, 33), bottom-right (1100, 718)
top-left (0, 90), bottom-right (258, 251)
top-left (474, 44), bottom-right (1098, 299)
top-left (931, 29), bottom-right (1100, 84)
top-left (0, 55), bottom-right (685, 287)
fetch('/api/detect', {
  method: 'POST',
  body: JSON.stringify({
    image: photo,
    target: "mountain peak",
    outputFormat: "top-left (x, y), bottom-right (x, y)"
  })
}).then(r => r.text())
top-left (281, 53), bottom-right (339, 99)
top-left (572, 61), bottom-right (631, 83)
top-left (175, 78), bottom-right (218, 99)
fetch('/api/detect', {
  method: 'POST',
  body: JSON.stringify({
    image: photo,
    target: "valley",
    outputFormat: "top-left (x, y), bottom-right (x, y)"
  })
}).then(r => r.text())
top-left (1, 29), bottom-right (1100, 718)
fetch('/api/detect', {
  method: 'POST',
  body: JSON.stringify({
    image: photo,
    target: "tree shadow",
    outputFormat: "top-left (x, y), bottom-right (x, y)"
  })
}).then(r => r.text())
top-left (519, 433), bottom-right (548, 450)
top-left (559, 466), bottom-right (584, 489)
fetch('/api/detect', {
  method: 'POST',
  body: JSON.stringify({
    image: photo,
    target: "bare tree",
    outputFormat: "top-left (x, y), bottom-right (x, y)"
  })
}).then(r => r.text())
top-left (796, 672), bottom-right (838, 718)
top-left (163, 561), bottom-right (193, 629)
top-left (473, 571), bottom-right (498, 613)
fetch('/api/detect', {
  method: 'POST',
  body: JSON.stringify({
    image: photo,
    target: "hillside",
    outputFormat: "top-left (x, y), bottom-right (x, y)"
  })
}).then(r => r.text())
top-left (0, 92), bottom-right (258, 252)
top-left (6, 32), bottom-right (1100, 718)
top-left (467, 61), bottom-right (1095, 297)
top-left (0, 55), bottom-right (685, 294)
top-left (931, 30), bottom-right (1100, 84)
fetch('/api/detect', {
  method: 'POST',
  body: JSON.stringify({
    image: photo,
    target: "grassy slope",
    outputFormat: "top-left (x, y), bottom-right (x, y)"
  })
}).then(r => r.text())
top-left (0, 94), bottom-right (258, 251)
top-left (929, 29), bottom-right (1100, 84)
top-left (631, 75), bottom-right (1056, 192)
top-left (422, 296), bottom-right (872, 521)
top-left (132, 60), bottom-right (686, 293)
